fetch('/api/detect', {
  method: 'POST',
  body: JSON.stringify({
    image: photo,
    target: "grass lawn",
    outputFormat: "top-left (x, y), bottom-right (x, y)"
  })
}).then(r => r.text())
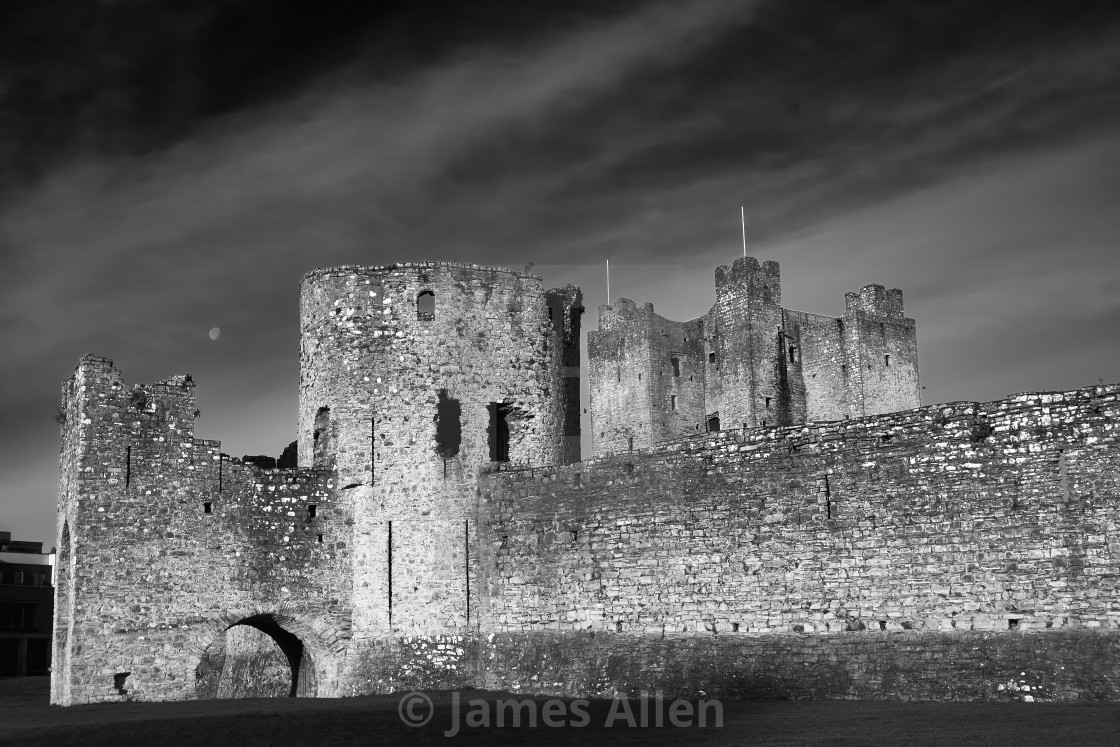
top-left (2, 677), bottom-right (1119, 746)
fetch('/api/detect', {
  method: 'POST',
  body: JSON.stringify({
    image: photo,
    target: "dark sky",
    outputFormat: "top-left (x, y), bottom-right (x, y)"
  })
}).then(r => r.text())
top-left (3, 0), bottom-right (1120, 546)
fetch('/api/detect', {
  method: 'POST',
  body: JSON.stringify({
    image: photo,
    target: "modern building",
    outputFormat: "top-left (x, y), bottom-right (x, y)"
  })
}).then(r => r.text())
top-left (0, 531), bottom-right (54, 677)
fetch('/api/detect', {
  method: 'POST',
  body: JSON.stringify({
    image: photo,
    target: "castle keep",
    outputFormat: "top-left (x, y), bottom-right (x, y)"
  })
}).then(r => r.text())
top-left (53, 259), bottom-right (1120, 705)
top-left (589, 257), bottom-right (919, 456)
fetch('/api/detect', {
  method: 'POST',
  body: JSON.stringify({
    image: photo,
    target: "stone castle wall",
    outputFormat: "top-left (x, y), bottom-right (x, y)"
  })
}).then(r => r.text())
top-left (477, 383), bottom-right (1120, 699)
top-left (587, 256), bottom-right (920, 457)
top-left (52, 356), bottom-right (349, 705)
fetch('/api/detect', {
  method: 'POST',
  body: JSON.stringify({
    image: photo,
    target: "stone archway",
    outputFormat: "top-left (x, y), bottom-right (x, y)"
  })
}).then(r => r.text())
top-left (195, 614), bottom-right (317, 699)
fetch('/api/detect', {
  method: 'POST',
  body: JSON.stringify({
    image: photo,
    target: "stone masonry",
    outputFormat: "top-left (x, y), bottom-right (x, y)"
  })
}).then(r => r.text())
top-left (52, 259), bottom-right (1120, 705)
top-left (588, 256), bottom-right (919, 457)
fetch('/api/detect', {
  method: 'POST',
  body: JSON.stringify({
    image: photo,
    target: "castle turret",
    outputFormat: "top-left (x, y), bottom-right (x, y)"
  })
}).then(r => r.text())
top-left (840, 284), bottom-right (919, 417)
top-left (709, 257), bottom-right (792, 431)
top-left (298, 263), bottom-right (581, 637)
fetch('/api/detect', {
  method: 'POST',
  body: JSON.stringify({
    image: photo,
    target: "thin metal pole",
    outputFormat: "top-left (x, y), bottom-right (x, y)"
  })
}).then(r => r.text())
top-left (741, 207), bottom-right (747, 258)
top-left (606, 259), bottom-right (610, 305)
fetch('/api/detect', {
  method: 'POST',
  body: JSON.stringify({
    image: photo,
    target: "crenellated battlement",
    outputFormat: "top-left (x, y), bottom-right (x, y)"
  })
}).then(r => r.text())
top-left (715, 255), bottom-right (782, 306)
top-left (845, 284), bottom-right (906, 318)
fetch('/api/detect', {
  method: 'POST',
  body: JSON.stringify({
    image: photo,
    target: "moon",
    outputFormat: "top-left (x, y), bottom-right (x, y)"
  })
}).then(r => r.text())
top-left (208, 327), bottom-right (221, 341)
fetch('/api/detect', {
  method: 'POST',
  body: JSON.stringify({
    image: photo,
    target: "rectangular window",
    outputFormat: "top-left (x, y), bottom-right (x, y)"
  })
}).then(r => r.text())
top-left (488, 402), bottom-right (511, 462)
top-left (671, 395), bottom-right (677, 410)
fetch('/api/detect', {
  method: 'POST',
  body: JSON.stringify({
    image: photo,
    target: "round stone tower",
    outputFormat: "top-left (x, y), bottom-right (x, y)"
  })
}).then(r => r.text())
top-left (298, 262), bottom-right (582, 638)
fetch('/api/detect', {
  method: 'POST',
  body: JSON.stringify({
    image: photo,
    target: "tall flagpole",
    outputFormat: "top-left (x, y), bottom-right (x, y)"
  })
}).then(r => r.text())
top-left (741, 206), bottom-right (747, 258)
top-left (606, 259), bottom-right (610, 305)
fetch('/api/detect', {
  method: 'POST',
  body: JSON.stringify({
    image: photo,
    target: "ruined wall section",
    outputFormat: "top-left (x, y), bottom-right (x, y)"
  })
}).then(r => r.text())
top-left (53, 356), bottom-right (351, 705)
top-left (298, 263), bottom-right (571, 649)
top-left (647, 313), bottom-right (707, 443)
top-left (785, 310), bottom-right (848, 422)
top-left (587, 299), bottom-right (653, 455)
top-left (842, 285), bottom-right (919, 417)
top-left (480, 383), bottom-right (1120, 667)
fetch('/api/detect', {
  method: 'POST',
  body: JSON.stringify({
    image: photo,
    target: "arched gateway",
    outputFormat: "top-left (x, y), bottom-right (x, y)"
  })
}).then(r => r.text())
top-left (192, 610), bottom-right (345, 699)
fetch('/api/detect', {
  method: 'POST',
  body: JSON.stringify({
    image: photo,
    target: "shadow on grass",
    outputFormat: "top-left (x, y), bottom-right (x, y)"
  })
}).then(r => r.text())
top-left (3, 677), bottom-right (1120, 746)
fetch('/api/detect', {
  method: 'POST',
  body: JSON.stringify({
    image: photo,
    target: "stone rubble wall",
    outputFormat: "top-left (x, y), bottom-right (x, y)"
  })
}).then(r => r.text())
top-left (479, 383), bottom-right (1120, 699)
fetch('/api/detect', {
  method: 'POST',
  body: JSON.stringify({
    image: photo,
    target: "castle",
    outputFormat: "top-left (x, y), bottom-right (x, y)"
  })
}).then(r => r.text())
top-left (52, 258), bottom-right (1120, 705)
top-left (588, 256), bottom-right (919, 455)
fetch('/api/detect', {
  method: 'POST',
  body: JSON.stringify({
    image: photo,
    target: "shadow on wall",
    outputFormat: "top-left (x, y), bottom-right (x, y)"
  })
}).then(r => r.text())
top-left (195, 614), bottom-right (316, 699)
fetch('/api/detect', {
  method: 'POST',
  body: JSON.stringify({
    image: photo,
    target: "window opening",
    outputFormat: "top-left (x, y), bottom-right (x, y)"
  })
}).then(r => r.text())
top-left (788, 346), bottom-right (796, 364)
top-left (885, 354), bottom-right (891, 366)
top-left (708, 352), bottom-right (716, 364)
top-left (203, 502), bottom-right (212, 514)
top-left (707, 415), bottom-right (720, 432)
top-left (671, 395), bottom-right (677, 410)
top-left (628, 436), bottom-right (634, 452)
top-left (416, 290), bottom-right (435, 321)
top-left (435, 389), bottom-right (462, 459)
top-left (308, 504), bottom-right (317, 519)
top-left (671, 357), bottom-right (680, 377)
top-left (765, 397), bottom-right (771, 409)
top-left (488, 402), bottom-right (511, 462)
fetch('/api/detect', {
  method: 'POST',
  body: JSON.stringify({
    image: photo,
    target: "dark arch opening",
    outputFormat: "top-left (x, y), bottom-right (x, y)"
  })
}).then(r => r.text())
top-left (417, 290), bottom-right (435, 321)
top-left (237, 614), bottom-right (306, 697)
top-left (195, 614), bottom-right (313, 699)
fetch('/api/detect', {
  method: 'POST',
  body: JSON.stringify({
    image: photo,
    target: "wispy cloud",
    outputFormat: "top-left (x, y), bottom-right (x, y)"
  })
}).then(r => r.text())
top-left (4, 1), bottom-right (1120, 546)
